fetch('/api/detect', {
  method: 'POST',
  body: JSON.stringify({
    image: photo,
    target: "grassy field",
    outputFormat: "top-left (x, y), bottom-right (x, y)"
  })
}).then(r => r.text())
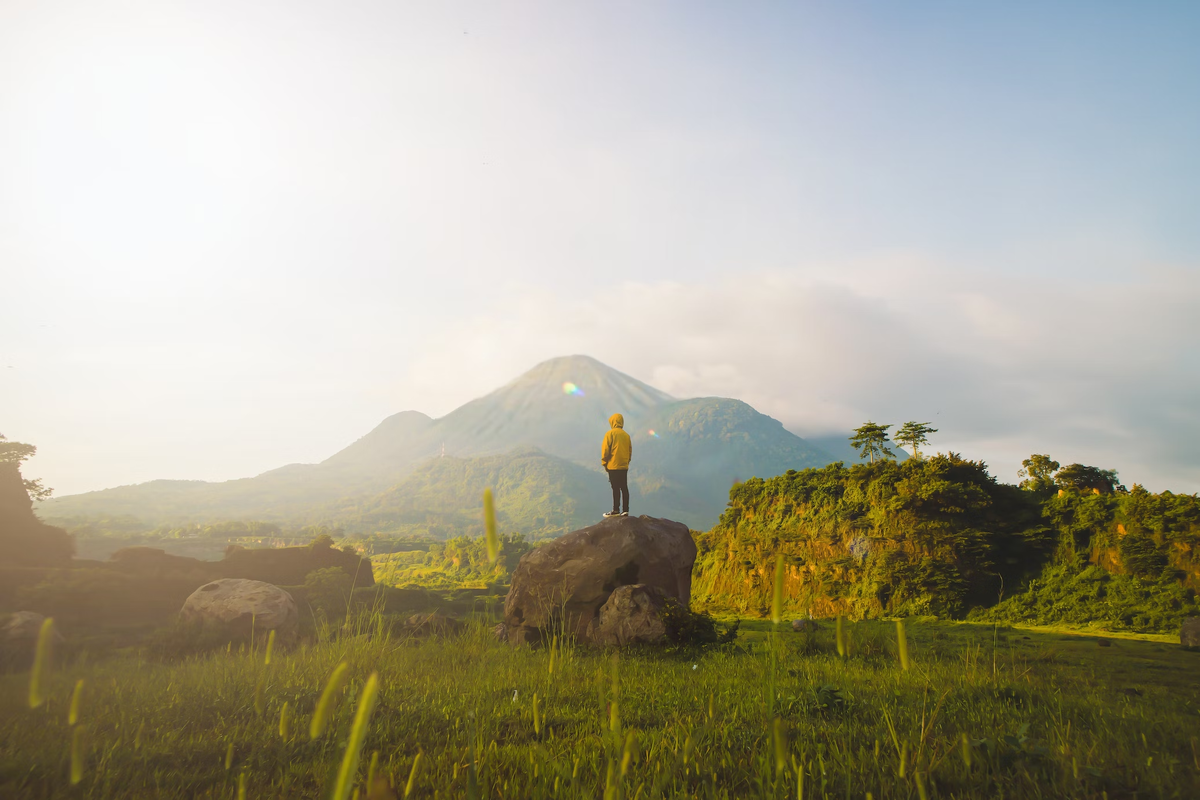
top-left (2, 615), bottom-right (1199, 799)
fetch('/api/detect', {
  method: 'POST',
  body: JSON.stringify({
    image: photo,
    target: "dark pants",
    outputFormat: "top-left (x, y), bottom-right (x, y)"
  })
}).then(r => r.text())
top-left (607, 468), bottom-right (629, 513)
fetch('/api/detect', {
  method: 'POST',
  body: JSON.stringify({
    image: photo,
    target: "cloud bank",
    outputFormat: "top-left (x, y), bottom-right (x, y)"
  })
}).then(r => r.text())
top-left (406, 261), bottom-right (1200, 492)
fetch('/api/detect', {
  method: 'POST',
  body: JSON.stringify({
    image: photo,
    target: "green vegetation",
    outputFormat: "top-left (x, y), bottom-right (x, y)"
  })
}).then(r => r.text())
top-left (372, 535), bottom-right (532, 591)
top-left (3, 615), bottom-right (1199, 798)
top-left (974, 483), bottom-right (1200, 632)
top-left (693, 455), bottom-right (1049, 619)
top-left (694, 453), bottom-right (1200, 635)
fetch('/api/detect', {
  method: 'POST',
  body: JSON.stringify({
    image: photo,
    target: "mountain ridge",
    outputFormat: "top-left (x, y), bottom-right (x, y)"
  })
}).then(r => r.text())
top-left (40, 355), bottom-right (844, 532)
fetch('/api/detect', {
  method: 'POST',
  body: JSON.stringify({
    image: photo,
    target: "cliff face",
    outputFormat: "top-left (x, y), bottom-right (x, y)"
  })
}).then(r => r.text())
top-left (0, 462), bottom-right (73, 567)
top-left (691, 456), bottom-right (1200, 632)
top-left (691, 456), bottom-right (1050, 619)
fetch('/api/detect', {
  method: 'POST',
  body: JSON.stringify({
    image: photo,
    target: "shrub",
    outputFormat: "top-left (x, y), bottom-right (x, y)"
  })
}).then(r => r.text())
top-left (659, 597), bottom-right (738, 648)
top-left (304, 568), bottom-right (353, 618)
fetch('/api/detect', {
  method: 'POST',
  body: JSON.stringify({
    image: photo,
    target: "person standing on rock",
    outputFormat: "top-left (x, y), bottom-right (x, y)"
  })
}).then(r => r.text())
top-left (601, 413), bottom-right (632, 518)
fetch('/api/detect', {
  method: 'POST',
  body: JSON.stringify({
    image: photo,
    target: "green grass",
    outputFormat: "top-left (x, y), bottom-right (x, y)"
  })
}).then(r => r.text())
top-left (2, 616), bottom-right (1200, 798)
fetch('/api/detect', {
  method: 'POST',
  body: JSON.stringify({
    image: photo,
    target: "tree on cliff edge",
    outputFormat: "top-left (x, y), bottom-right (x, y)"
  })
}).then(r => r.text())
top-left (0, 434), bottom-right (73, 566)
top-left (849, 421), bottom-right (894, 464)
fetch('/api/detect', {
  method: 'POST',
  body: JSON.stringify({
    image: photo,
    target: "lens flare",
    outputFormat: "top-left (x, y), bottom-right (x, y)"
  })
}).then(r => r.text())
top-left (648, 430), bottom-right (660, 438)
top-left (562, 382), bottom-right (585, 396)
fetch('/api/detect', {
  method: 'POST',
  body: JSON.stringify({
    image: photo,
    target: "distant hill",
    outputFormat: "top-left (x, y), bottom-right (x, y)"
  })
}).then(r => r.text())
top-left (324, 448), bottom-right (604, 540)
top-left (41, 355), bottom-right (840, 534)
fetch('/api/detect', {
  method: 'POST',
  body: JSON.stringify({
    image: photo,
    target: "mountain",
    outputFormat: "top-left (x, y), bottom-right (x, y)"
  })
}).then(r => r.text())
top-left (324, 355), bottom-right (673, 471)
top-left (40, 355), bottom-right (839, 533)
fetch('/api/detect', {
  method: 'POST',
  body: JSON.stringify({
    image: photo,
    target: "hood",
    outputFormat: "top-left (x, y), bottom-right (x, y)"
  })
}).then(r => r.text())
top-left (608, 413), bottom-right (625, 429)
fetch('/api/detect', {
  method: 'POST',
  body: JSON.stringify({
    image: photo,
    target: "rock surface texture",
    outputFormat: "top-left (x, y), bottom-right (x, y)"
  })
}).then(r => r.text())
top-left (1182, 617), bottom-right (1200, 648)
top-left (589, 584), bottom-right (670, 646)
top-left (504, 515), bottom-right (696, 646)
top-left (180, 579), bottom-right (298, 636)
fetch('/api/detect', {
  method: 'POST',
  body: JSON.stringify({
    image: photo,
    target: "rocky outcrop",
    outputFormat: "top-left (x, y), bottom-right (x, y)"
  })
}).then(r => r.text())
top-left (180, 579), bottom-right (298, 637)
top-left (589, 584), bottom-right (670, 646)
top-left (503, 515), bottom-right (696, 645)
top-left (0, 462), bottom-right (73, 567)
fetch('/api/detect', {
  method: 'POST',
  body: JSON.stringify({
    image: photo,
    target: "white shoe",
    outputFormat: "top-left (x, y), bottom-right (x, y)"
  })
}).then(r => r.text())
top-left (620, 512), bottom-right (629, 516)
top-left (603, 511), bottom-right (619, 518)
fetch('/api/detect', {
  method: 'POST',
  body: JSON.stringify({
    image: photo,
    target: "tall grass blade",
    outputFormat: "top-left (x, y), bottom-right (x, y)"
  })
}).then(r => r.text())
top-left (367, 750), bottom-right (379, 789)
top-left (483, 488), bottom-right (500, 563)
top-left (332, 672), bottom-right (381, 800)
top-left (28, 617), bottom-right (55, 709)
top-left (403, 751), bottom-right (423, 798)
top-left (69, 725), bottom-right (86, 785)
top-left (896, 619), bottom-right (910, 671)
top-left (835, 616), bottom-right (845, 659)
top-left (280, 701), bottom-right (291, 740)
top-left (311, 662), bottom-right (351, 740)
top-left (68, 679), bottom-right (85, 726)
top-left (772, 717), bottom-right (788, 776)
top-left (264, 629), bottom-right (276, 666)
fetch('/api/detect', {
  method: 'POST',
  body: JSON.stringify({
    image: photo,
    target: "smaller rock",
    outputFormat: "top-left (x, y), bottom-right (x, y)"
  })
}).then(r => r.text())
top-left (4, 611), bottom-right (63, 641)
top-left (590, 584), bottom-right (669, 646)
top-left (1181, 617), bottom-right (1200, 649)
top-left (792, 619), bottom-right (819, 633)
top-left (402, 612), bottom-right (465, 637)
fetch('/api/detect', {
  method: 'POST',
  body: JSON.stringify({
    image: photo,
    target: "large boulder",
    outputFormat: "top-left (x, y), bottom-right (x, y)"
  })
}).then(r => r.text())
top-left (180, 579), bottom-right (298, 637)
top-left (504, 515), bottom-right (696, 645)
top-left (589, 584), bottom-right (670, 646)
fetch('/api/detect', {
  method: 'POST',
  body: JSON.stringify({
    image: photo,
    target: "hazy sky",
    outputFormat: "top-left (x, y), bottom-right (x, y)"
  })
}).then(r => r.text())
top-left (3, 1), bottom-right (1198, 497)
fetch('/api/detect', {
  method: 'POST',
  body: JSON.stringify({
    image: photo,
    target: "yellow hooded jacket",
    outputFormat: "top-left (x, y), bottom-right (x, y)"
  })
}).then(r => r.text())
top-left (601, 413), bottom-right (632, 471)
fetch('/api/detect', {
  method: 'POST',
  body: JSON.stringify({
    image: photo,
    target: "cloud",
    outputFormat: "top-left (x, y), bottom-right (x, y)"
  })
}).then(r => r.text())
top-left (405, 260), bottom-right (1200, 492)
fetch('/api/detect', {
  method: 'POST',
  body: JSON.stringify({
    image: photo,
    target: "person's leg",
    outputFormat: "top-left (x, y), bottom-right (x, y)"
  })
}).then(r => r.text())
top-left (607, 469), bottom-right (621, 514)
top-left (617, 469), bottom-right (630, 514)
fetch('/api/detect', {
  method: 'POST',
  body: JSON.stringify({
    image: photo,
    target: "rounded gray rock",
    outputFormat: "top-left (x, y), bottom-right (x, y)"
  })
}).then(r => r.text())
top-left (181, 578), bottom-right (298, 636)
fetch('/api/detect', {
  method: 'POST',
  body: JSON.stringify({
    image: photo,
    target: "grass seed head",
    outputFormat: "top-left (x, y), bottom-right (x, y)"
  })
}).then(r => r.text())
top-left (483, 488), bottom-right (500, 563)
top-left (68, 679), bottom-right (85, 726)
top-left (310, 661), bottom-right (351, 740)
top-left (69, 725), bottom-right (86, 785)
top-left (28, 617), bottom-right (56, 709)
top-left (331, 672), bottom-right (382, 800)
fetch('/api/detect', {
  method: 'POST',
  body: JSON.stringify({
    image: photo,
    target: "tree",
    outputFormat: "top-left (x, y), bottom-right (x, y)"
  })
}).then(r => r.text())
top-left (849, 421), bottom-right (894, 464)
top-left (894, 421), bottom-right (938, 460)
top-left (1055, 463), bottom-right (1123, 494)
top-left (0, 433), bottom-right (53, 501)
top-left (1017, 455), bottom-right (1059, 491)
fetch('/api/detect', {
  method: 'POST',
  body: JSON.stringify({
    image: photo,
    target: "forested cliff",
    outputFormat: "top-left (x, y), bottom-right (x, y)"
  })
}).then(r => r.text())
top-left (692, 455), bottom-right (1200, 632)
